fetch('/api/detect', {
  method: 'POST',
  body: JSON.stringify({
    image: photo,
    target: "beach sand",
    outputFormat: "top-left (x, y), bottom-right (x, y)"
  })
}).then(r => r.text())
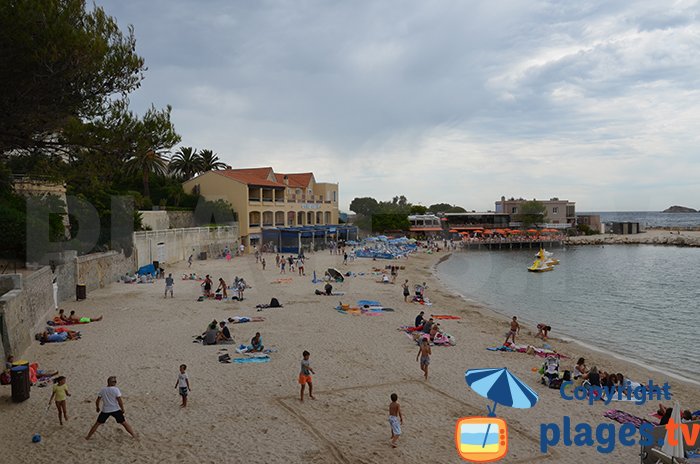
top-left (1, 249), bottom-right (698, 463)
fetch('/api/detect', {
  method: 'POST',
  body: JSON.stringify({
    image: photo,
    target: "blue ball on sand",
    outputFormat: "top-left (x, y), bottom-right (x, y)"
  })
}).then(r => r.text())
top-left (32, 434), bottom-right (41, 443)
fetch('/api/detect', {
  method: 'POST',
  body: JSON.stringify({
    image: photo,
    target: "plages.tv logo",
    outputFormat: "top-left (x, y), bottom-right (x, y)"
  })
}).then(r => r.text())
top-left (456, 368), bottom-right (539, 462)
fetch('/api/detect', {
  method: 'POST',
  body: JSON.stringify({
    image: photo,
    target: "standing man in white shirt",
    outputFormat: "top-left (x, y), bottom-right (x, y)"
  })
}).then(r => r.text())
top-left (85, 376), bottom-right (138, 440)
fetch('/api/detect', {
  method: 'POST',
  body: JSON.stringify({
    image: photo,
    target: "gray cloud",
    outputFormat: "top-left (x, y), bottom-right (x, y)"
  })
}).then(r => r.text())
top-left (97, 0), bottom-right (700, 211)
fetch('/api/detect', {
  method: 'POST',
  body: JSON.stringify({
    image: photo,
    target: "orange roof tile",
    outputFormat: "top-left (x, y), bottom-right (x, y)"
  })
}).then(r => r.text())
top-left (275, 172), bottom-right (314, 188)
top-left (215, 168), bottom-right (286, 188)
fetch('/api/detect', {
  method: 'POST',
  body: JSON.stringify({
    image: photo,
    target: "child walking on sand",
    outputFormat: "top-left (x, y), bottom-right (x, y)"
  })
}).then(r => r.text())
top-left (299, 351), bottom-right (315, 402)
top-left (48, 376), bottom-right (70, 425)
top-left (175, 364), bottom-right (191, 407)
top-left (416, 339), bottom-right (431, 379)
top-left (389, 393), bottom-right (403, 448)
top-left (504, 316), bottom-right (520, 345)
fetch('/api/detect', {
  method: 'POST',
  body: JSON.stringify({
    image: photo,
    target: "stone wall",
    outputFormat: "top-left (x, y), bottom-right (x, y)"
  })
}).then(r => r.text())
top-left (0, 267), bottom-right (55, 359)
top-left (133, 225), bottom-right (239, 268)
top-left (167, 211), bottom-right (196, 229)
top-left (140, 211), bottom-right (170, 231)
top-left (77, 251), bottom-right (136, 293)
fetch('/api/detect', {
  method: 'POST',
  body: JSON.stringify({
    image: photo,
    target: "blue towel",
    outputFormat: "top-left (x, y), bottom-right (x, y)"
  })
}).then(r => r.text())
top-left (357, 300), bottom-right (381, 307)
top-left (233, 356), bottom-right (270, 364)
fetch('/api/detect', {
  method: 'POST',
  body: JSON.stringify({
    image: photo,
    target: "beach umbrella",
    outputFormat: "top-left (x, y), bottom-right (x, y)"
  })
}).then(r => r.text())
top-left (465, 368), bottom-right (538, 450)
top-left (465, 368), bottom-right (539, 416)
top-left (661, 401), bottom-right (685, 458)
top-left (449, 229), bottom-right (459, 233)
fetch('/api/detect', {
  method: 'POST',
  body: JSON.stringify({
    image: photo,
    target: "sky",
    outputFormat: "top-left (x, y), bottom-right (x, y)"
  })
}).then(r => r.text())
top-left (96, 0), bottom-right (700, 212)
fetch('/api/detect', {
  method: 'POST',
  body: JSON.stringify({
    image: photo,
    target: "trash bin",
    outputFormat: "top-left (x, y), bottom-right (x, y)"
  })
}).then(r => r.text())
top-left (76, 284), bottom-right (86, 301)
top-left (11, 365), bottom-right (30, 402)
top-left (199, 251), bottom-right (207, 260)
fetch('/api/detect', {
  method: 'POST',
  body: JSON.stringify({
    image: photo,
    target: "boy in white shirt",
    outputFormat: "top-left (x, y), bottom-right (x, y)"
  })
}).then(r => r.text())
top-left (175, 364), bottom-right (191, 407)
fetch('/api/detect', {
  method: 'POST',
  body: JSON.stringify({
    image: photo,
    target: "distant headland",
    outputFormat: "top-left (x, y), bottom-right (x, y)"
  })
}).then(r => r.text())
top-left (662, 205), bottom-right (697, 213)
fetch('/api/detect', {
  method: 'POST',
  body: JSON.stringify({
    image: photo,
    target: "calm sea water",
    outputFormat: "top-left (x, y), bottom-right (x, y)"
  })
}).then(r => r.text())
top-left (437, 245), bottom-right (700, 381)
top-left (583, 211), bottom-right (700, 228)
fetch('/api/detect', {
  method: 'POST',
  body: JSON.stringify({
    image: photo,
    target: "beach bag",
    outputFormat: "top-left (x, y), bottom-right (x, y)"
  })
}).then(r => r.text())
top-left (315, 289), bottom-right (323, 295)
top-left (270, 298), bottom-right (281, 308)
top-left (215, 294), bottom-right (222, 300)
top-left (562, 370), bottom-right (571, 381)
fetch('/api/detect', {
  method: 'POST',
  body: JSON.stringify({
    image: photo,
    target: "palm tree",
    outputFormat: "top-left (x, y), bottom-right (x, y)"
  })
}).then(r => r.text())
top-left (169, 146), bottom-right (203, 180)
top-left (125, 149), bottom-right (170, 199)
top-left (199, 149), bottom-right (227, 171)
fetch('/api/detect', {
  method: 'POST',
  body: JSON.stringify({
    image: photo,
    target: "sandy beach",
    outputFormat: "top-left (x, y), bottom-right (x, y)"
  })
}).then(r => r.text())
top-left (1, 249), bottom-right (698, 463)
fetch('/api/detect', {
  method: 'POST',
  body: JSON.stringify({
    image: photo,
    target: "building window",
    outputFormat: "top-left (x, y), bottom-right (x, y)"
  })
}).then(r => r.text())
top-left (333, 191), bottom-right (337, 202)
top-left (552, 207), bottom-right (559, 214)
top-left (511, 207), bottom-right (517, 214)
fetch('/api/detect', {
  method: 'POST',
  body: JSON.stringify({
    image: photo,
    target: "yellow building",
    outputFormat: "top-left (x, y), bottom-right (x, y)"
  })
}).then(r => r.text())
top-left (182, 167), bottom-right (339, 249)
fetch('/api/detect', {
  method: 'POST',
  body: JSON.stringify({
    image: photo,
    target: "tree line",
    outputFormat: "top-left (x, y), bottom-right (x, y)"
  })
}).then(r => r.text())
top-left (349, 196), bottom-right (467, 232)
top-left (0, 0), bottom-right (233, 260)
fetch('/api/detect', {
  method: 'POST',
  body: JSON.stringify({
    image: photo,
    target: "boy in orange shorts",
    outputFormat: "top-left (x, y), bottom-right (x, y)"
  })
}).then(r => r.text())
top-left (299, 350), bottom-right (315, 402)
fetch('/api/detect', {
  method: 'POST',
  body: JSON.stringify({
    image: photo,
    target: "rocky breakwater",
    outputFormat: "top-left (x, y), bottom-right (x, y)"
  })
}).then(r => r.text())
top-left (565, 231), bottom-right (700, 248)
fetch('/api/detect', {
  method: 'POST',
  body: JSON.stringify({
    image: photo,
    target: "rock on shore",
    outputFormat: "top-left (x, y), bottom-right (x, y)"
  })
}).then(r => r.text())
top-left (565, 230), bottom-right (700, 247)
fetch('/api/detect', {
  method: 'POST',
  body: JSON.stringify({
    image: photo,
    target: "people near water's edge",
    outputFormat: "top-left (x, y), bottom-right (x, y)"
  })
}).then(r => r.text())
top-left (48, 376), bottom-right (71, 425)
top-left (85, 376), bottom-right (138, 440)
top-left (299, 350), bottom-right (315, 402)
top-left (389, 393), bottom-right (403, 449)
top-left (164, 273), bottom-right (174, 298)
top-left (417, 339), bottom-right (431, 380)
top-left (504, 316), bottom-right (520, 345)
top-left (535, 323), bottom-right (551, 340)
top-left (175, 364), bottom-right (191, 408)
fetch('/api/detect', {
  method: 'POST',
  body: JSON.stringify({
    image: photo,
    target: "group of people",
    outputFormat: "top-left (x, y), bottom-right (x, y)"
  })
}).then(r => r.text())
top-left (275, 254), bottom-right (306, 275)
top-left (401, 280), bottom-right (428, 303)
top-left (197, 275), bottom-right (249, 300)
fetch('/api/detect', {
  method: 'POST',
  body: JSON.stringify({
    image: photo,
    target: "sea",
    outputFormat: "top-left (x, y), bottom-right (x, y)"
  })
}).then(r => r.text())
top-left (436, 245), bottom-right (700, 383)
top-left (583, 211), bottom-right (700, 228)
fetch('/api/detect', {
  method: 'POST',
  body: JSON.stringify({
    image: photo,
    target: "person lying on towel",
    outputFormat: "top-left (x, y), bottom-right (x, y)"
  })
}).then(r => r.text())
top-left (68, 310), bottom-right (102, 323)
top-left (36, 328), bottom-right (80, 344)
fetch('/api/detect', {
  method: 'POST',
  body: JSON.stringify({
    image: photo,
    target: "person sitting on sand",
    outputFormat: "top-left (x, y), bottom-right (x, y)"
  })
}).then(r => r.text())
top-left (422, 318), bottom-right (434, 334)
top-left (203, 322), bottom-right (219, 345)
top-left (414, 311), bottom-right (425, 328)
top-left (381, 274), bottom-right (390, 283)
top-left (69, 311), bottom-right (102, 323)
top-left (324, 282), bottom-right (333, 296)
top-left (429, 323), bottom-right (439, 341)
top-left (250, 332), bottom-right (264, 352)
top-left (216, 321), bottom-right (232, 343)
top-left (587, 366), bottom-right (601, 387)
top-left (573, 357), bottom-right (588, 380)
top-left (58, 309), bottom-right (71, 323)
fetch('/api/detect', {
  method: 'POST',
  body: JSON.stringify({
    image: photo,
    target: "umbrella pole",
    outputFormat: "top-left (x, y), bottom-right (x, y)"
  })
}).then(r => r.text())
top-left (481, 401), bottom-right (498, 448)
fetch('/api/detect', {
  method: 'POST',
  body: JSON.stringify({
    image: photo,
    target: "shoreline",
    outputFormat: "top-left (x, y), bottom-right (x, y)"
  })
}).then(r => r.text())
top-left (431, 252), bottom-right (700, 388)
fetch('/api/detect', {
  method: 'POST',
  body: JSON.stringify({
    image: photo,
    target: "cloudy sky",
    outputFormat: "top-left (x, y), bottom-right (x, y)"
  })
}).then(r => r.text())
top-left (97, 0), bottom-right (700, 212)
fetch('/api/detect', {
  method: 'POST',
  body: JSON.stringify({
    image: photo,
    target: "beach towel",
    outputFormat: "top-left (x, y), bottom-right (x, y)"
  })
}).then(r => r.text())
top-left (604, 409), bottom-right (657, 428)
top-left (357, 300), bottom-right (382, 307)
top-left (432, 315), bottom-right (461, 320)
top-left (487, 346), bottom-right (515, 352)
top-left (232, 356), bottom-right (270, 364)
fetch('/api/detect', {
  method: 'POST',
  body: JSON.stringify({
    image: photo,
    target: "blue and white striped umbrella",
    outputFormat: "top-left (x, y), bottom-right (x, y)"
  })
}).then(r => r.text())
top-left (465, 368), bottom-right (538, 416)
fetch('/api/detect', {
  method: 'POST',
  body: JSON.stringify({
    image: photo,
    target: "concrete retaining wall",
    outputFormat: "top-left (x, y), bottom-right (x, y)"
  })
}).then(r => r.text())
top-left (77, 251), bottom-right (136, 293)
top-left (140, 211), bottom-right (169, 231)
top-left (0, 267), bottom-right (55, 359)
top-left (133, 226), bottom-right (239, 268)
